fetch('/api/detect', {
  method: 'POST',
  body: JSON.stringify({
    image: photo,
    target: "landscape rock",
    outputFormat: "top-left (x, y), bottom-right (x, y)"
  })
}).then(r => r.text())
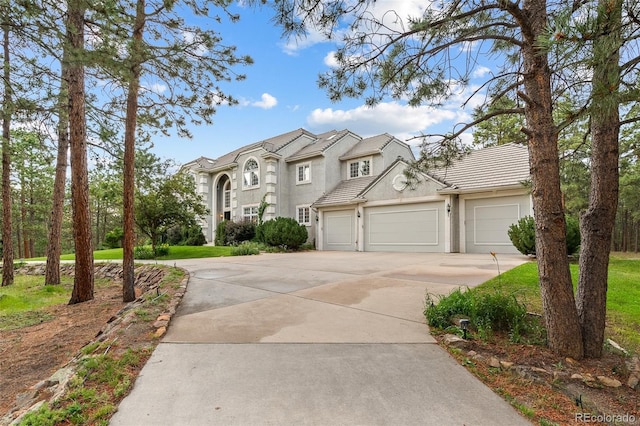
top-left (499, 361), bottom-right (514, 370)
top-left (442, 334), bottom-right (469, 349)
top-left (597, 376), bottom-right (622, 388)
top-left (606, 338), bottom-right (629, 355)
top-left (0, 264), bottom-right (188, 426)
top-left (627, 374), bottom-right (639, 390)
top-left (531, 367), bottom-right (548, 375)
top-left (488, 357), bottom-right (501, 368)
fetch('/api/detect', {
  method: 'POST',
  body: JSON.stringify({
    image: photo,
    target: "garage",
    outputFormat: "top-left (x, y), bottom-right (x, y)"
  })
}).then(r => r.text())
top-left (364, 202), bottom-right (445, 252)
top-left (322, 210), bottom-right (356, 251)
top-left (464, 195), bottom-right (530, 254)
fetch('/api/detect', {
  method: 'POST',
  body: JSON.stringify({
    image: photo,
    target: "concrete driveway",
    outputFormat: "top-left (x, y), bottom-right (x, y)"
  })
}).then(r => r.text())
top-left (110, 251), bottom-right (532, 426)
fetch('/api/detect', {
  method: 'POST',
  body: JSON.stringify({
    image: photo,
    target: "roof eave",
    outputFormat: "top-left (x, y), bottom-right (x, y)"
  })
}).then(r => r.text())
top-left (285, 152), bottom-right (324, 163)
top-left (312, 197), bottom-right (367, 209)
top-left (339, 149), bottom-right (381, 161)
top-left (438, 183), bottom-right (527, 194)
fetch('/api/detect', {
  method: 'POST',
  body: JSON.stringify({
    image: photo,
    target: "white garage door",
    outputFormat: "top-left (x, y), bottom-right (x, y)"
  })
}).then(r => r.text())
top-left (323, 210), bottom-right (355, 251)
top-left (465, 195), bottom-right (529, 254)
top-left (364, 203), bottom-right (444, 252)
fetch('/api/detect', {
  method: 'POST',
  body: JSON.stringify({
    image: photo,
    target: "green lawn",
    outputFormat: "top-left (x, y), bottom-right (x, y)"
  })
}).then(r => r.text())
top-left (28, 245), bottom-right (234, 261)
top-left (0, 275), bottom-right (116, 330)
top-left (477, 255), bottom-right (640, 353)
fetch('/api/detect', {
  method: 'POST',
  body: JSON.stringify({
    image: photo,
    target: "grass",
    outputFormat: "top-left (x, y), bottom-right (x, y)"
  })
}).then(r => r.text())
top-left (5, 266), bottom-right (185, 425)
top-left (27, 245), bottom-right (234, 261)
top-left (19, 346), bottom-right (153, 426)
top-left (0, 275), bottom-right (110, 330)
top-left (475, 254), bottom-right (640, 353)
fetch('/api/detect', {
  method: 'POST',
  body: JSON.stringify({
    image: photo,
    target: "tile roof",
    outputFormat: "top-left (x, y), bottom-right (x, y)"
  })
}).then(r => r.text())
top-left (188, 156), bottom-right (217, 170)
top-left (312, 143), bottom-right (530, 208)
top-left (430, 143), bottom-right (530, 191)
top-left (339, 133), bottom-right (396, 160)
top-left (286, 129), bottom-right (353, 161)
top-left (312, 176), bottom-right (378, 207)
top-left (211, 128), bottom-right (314, 170)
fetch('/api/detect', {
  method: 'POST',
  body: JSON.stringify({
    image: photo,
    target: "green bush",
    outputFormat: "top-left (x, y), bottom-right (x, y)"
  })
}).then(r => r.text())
top-left (508, 215), bottom-right (581, 256)
top-left (104, 227), bottom-right (124, 249)
top-left (224, 220), bottom-right (255, 245)
top-left (260, 217), bottom-right (308, 250)
top-left (230, 241), bottom-right (261, 256)
top-left (134, 244), bottom-right (169, 259)
top-left (154, 243), bottom-right (170, 257)
top-left (424, 288), bottom-right (542, 343)
top-left (565, 215), bottom-right (581, 256)
top-left (507, 216), bottom-right (536, 256)
top-left (215, 220), bottom-right (227, 246)
top-left (166, 224), bottom-right (207, 246)
top-left (134, 246), bottom-right (155, 260)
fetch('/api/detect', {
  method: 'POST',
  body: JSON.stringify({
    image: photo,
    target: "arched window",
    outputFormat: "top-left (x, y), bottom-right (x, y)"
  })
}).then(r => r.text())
top-left (243, 158), bottom-right (259, 188)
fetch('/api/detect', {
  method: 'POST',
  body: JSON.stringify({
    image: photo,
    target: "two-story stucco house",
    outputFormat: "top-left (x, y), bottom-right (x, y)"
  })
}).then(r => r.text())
top-left (182, 128), bottom-right (415, 246)
top-left (183, 128), bottom-right (532, 254)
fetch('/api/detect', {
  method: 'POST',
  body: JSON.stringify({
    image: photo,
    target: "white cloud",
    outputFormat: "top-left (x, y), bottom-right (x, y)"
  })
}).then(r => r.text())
top-left (145, 83), bottom-right (167, 94)
top-left (281, 27), bottom-right (329, 56)
top-left (251, 93), bottom-right (278, 109)
top-left (471, 66), bottom-right (492, 79)
top-left (323, 51), bottom-right (339, 68)
top-left (306, 101), bottom-right (468, 146)
top-left (182, 30), bottom-right (208, 56)
top-left (281, 0), bottom-right (426, 54)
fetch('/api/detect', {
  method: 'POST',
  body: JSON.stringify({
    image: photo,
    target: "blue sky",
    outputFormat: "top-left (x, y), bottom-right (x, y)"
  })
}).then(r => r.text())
top-left (151, 1), bottom-right (490, 166)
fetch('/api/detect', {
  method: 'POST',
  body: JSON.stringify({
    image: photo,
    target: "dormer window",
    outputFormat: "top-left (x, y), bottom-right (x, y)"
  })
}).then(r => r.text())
top-left (348, 158), bottom-right (371, 179)
top-left (243, 158), bottom-right (260, 189)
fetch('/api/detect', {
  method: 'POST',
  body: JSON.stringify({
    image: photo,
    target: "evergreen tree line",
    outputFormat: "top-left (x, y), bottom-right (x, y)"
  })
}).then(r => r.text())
top-left (1, 0), bottom-right (251, 305)
top-left (473, 98), bottom-right (640, 253)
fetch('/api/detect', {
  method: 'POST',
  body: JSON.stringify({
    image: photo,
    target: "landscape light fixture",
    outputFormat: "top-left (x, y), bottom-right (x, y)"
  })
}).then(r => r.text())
top-left (459, 318), bottom-right (470, 339)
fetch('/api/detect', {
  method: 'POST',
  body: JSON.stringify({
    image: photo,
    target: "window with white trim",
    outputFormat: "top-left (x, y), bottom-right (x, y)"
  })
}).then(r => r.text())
top-left (243, 205), bottom-right (259, 223)
top-left (297, 205), bottom-right (311, 225)
top-left (223, 181), bottom-right (231, 210)
top-left (348, 158), bottom-right (371, 179)
top-left (296, 162), bottom-right (311, 184)
top-left (243, 158), bottom-right (260, 188)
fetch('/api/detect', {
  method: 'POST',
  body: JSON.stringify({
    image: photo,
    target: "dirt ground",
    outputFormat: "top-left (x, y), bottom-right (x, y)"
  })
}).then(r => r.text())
top-left (1, 271), bottom-right (638, 424)
top-left (438, 335), bottom-right (640, 425)
top-left (0, 266), bottom-right (182, 418)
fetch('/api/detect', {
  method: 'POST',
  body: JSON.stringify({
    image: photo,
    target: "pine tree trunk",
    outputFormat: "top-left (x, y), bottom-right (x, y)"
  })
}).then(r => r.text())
top-left (576, 0), bottom-right (621, 359)
top-left (67, 0), bottom-right (94, 304)
top-left (520, 0), bottom-right (583, 358)
top-left (122, 0), bottom-right (145, 303)
top-left (1, 21), bottom-right (13, 287)
top-left (45, 55), bottom-right (70, 285)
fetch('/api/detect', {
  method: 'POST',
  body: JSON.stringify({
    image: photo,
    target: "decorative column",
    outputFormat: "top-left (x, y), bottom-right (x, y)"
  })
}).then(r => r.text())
top-left (262, 154), bottom-right (280, 221)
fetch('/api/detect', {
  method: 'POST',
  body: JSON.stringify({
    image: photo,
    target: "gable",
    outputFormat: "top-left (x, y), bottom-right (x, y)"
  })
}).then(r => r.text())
top-left (360, 161), bottom-right (446, 202)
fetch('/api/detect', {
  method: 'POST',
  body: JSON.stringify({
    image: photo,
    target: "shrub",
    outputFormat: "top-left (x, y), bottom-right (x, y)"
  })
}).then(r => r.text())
top-left (134, 246), bottom-right (155, 260)
top-left (167, 224), bottom-right (207, 246)
top-left (424, 288), bottom-right (538, 342)
top-left (215, 220), bottom-right (227, 246)
top-left (104, 227), bottom-right (124, 249)
top-left (134, 244), bottom-right (169, 259)
top-left (260, 217), bottom-right (308, 250)
top-left (224, 220), bottom-right (255, 245)
top-left (230, 241), bottom-right (260, 256)
top-left (565, 215), bottom-right (581, 256)
top-left (508, 215), bottom-right (581, 256)
top-left (508, 216), bottom-right (536, 256)
top-left (154, 243), bottom-right (170, 257)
